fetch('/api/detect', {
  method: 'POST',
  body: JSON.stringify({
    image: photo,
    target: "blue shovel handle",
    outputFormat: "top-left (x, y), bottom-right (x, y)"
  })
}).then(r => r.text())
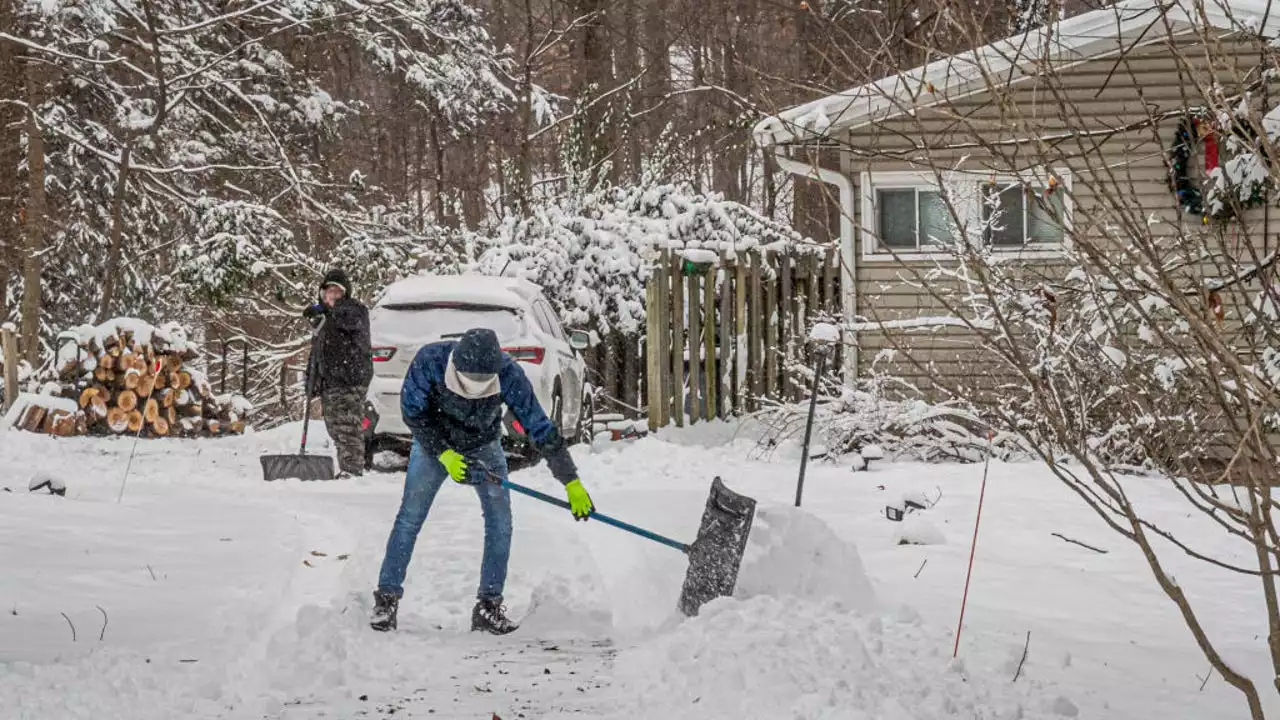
top-left (497, 476), bottom-right (691, 555)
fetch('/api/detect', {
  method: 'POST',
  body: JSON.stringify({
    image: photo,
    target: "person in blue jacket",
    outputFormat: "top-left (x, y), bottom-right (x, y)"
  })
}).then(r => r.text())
top-left (370, 328), bottom-right (594, 634)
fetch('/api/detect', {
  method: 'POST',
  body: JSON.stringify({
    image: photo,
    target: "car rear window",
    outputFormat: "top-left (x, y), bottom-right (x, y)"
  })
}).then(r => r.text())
top-left (371, 303), bottom-right (523, 345)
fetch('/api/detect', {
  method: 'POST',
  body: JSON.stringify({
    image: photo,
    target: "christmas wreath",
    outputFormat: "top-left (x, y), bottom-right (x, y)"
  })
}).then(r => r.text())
top-left (1169, 109), bottom-right (1270, 220)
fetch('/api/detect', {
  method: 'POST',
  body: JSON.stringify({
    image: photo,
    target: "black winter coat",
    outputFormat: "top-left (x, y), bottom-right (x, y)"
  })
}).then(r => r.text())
top-left (310, 297), bottom-right (373, 394)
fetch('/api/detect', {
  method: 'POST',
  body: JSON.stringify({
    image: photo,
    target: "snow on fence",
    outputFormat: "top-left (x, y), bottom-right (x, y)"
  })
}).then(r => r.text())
top-left (644, 244), bottom-right (842, 429)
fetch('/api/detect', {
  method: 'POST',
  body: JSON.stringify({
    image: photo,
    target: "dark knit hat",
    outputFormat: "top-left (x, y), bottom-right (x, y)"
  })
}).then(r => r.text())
top-left (320, 268), bottom-right (352, 296)
top-left (452, 328), bottom-right (503, 376)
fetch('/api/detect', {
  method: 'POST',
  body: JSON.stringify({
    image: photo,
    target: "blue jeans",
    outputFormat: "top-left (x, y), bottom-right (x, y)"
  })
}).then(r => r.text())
top-left (377, 439), bottom-right (512, 602)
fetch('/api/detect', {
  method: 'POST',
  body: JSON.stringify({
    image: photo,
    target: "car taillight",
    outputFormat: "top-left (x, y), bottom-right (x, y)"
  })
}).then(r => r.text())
top-left (361, 417), bottom-right (371, 430)
top-left (371, 347), bottom-right (397, 362)
top-left (503, 346), bottom-right (545, 364)
top-left (512, 419), bottom-right (525, 434)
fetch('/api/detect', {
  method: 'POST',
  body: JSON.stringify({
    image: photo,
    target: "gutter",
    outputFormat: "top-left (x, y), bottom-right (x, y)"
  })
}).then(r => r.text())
top-left (772, 150), bottom-right (858, 384)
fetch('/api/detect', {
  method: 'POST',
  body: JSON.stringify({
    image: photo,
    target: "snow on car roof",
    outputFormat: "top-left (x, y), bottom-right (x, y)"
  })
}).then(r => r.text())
top-left (376, 274), bottom-right (543, 309)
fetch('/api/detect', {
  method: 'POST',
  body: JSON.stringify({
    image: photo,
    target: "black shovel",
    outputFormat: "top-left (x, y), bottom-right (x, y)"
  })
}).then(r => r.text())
top-left (483, 467), bottom-right (756, 616)
top-left (261, 324), bottom-right (335, 481)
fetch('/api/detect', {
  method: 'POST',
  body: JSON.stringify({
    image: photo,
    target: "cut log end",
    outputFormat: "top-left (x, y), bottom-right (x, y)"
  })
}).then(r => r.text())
top-left (127, 410), bottom-right (144, 434)
top-left (152, 416), bottom-right (170, 436)
top-left (117, 389), bottom-right (138, 413)
top-left (144, 398), bottom-right (160, 424)
top-left (79, 387), bottom-right (98, 409)
top-left (124, 370), bottom-right (141, 391)
top-left (107, 407), bottom-right (129, 434)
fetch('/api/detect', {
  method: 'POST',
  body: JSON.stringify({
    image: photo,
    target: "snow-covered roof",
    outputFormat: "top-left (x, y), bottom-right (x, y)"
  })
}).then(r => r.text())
top-left (753, 0), bottom-right (1280, 147)
top-left (376, 273), bottom-right (543, 309)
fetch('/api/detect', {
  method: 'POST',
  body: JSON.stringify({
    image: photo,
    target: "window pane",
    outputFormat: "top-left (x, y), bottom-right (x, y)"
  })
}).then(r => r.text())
top-left (917, 190), bottom-right (950, 246)
top-left (1027, 190), bottom-right (1065, 245)
top-left (877, 189), bottom-right (918, 249)
top-left (983, 183), bottom-right (1026, 247)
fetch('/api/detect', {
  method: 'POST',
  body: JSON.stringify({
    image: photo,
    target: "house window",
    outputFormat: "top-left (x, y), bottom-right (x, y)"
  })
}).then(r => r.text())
top-left (981, 181), bottom-right (1066, 248)
top-left (860, 169), bottom-right (1070, 260)
top-left (876, 188), bottom-right (950, 250)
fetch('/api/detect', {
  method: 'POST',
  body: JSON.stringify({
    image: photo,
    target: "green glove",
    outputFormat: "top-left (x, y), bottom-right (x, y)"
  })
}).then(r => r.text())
top-left (565, 479), bottom-right (594, 521)
top-left (439, 449), bottom-right (469, 483)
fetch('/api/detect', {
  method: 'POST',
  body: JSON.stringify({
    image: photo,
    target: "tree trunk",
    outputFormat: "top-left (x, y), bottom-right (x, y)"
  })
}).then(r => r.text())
top-left (0, 0), bottom-right (19, 320)
top-left (429, 118), bottom-right (451, 228)
top-left (20, 63), bottom-right (47, 365)
top-left (572, 0), bottom-right (614, 189)
top-left (98, 142), bottom-right (133, 321)
top-left (514, 0), bottom-right (535, 212)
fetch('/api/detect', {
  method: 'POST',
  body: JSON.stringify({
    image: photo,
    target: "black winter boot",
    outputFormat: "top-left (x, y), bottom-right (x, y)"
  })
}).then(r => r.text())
top-left (370, 591), bottom-right (398, 632)
top-left (471, 598), bottom-right (518, 635)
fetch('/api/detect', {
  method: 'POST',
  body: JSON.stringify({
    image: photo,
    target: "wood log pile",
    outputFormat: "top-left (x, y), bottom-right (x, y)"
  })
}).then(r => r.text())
top-left (6, 318), bottom-right (252, 438)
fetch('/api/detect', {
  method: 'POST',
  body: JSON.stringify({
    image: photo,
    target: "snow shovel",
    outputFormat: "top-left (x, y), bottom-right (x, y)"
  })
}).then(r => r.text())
top-left (260, 324), bottom-right (335, 482)
top-left (488, 470), bottom-right (756, 616)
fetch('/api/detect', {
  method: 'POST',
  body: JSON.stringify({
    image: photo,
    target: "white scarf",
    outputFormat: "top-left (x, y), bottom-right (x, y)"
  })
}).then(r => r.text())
top-left (444, 354), bottom-right (501, 399)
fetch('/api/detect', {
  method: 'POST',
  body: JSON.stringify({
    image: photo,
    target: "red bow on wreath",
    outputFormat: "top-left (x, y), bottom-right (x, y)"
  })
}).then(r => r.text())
top-left (1196, 117), bottom-right (1220, 173)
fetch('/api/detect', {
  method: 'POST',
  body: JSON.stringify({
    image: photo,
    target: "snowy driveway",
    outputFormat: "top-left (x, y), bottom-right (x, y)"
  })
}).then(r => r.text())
top-left (0, 422), bottom-right (1265, 719)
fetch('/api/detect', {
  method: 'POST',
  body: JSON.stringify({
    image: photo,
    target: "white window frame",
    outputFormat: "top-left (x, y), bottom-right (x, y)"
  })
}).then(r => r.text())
top-left (859, 169), bottom-right (1073, 262)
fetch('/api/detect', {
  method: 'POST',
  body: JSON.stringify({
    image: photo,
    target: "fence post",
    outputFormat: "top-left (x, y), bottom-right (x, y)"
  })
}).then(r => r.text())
top-left (765, 254), bottom-right (779, 401)
top-left (703, 268), bottom-right (717, 422)
top-left (2, 325), bottom-right (18, 412)
top-left (670, 253), bottom-right (685, 427)
top-left (780, 250), bottom-right (793, 400)
top-left (242, 342), bottom-right (249, 395)
top-left (717, 267), bottom-right (732, 419)
top-left (646, 257), bottom-right (664, 431)
top-left (687, 271), bottom-right (702, 424)
top-left (734, 260), bottom-right (748, 413)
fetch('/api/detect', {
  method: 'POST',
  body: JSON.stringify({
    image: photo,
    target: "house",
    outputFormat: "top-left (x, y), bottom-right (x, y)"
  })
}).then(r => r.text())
top-left (753, 0), bottom-right (1280, 395)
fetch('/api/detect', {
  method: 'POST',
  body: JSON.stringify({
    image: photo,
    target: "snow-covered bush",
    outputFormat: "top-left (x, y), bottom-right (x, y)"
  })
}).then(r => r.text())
top-left (755, 372), bottom-right (1028, 464)
top-left (474, 183), bottom-right (819, 336)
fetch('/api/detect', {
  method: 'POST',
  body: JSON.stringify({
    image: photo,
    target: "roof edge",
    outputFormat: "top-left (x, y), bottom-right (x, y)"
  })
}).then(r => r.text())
top-left (753, 0), bottom-right (1280, 148)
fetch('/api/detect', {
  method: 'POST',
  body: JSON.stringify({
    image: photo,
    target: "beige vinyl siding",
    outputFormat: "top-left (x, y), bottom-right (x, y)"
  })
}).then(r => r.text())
top-left (841, 32), bottom-right (1280, 395)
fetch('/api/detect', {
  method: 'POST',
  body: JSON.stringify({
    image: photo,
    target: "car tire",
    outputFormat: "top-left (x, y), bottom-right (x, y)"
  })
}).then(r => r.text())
top-left (574, 388), bottom-right (595, 446)
top-left (551, 385), bottom-right (566, 439)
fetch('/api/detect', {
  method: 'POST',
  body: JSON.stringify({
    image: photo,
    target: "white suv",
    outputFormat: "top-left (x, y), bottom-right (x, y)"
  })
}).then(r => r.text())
top-left (365, 274), bottom-right (592, 457)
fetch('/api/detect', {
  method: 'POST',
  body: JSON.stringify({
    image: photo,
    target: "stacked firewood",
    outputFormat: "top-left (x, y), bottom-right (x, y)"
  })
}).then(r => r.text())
top-left (9, 319), bottom-right (251, 438)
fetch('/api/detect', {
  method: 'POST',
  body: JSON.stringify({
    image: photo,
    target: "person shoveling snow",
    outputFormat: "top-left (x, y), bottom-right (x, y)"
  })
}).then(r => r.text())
top-left (371, 328), bottom-right (594, 635)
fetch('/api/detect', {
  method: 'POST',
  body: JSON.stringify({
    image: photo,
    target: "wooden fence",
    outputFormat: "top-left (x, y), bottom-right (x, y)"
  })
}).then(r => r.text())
top-left (643, 245), bottom-right (842, 430)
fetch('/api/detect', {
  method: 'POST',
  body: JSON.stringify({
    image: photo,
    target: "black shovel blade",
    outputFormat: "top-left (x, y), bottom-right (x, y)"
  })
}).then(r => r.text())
top-left (678, 477), bottom-right (757, 617)
top-left (260, 453), bottom-right (335, 482)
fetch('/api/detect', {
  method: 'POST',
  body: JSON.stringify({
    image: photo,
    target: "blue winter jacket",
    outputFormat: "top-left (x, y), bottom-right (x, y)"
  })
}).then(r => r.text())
top-left (400, 341), bottom-right (578, 484)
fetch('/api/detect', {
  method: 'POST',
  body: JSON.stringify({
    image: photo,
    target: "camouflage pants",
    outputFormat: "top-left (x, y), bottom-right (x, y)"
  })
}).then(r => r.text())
top-left (323, 385), bottom-right (368, 474)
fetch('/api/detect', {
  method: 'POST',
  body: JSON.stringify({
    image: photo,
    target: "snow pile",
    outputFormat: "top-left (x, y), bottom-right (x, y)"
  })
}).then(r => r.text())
top-left (474, 183), bottom-right (829, 335)
top-left (809, 321), bottom-right (841, 343)
top-left (736, 506), bottom-right (876, 610)
top-left (895, 515), bottom-right (947, 546)
top-left (607, 595), bottom-right (1058, 720)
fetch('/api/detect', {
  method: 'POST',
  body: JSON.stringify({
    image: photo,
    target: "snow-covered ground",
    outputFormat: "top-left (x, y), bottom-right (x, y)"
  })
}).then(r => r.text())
top-left (0, 421), bottom-right (1263, 719)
